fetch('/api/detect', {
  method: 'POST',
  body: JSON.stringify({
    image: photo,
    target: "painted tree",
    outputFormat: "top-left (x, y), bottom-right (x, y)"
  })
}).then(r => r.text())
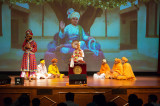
top-left (48, 0), bottom-right (103, 32)
top-left (3, 0), bottom-right (159, 32)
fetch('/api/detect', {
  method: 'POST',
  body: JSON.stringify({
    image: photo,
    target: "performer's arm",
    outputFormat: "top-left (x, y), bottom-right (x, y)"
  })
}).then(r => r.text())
top-left (114, 64), bottom-right (123, 75)
top-left (44, 66), bottom-right (48, 74)
top-left (48, 65), bottom-right (52, 74)
top-left (30, 41), bottom-right (37, 53)
top-left (72, 50), bottom-right (75, 57)
top-left (100, 65), bottom-right (106, 74)
top-left (82, 28), bottom-right (89, 41)
top-left (82, 28), bottom-right (95, 41)
top-left (105, 64), bottom-right (110, 72)
top-left (56, 66), bottom-right (60, 74)
top-left (81, 50), bottom-right (84, 57)
top-left (37, 65), bottom-right (41, 73)
top-left (59, 21), bottom-right (66, 39)
top-left (59, 30), bottom-right (66, 39)
top-left (48, 65), bottom-right (57, 74)
top-left (22, 40), bottom-right (27, 51)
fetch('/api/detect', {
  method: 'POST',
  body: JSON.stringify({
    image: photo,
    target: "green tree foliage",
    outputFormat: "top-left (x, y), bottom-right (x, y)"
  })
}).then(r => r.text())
top-left (3, 0), bottom-right (159, 9)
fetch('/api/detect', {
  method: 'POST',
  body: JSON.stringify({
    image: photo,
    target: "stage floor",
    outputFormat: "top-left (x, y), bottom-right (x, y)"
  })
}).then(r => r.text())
top-left (1, 76), bottom-right (160, 106)
top-left (5, 76), bottom-right (160, 88)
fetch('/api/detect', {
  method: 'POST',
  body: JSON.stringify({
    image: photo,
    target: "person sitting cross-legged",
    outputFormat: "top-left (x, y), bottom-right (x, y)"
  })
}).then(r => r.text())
top-left (48, 58), bottom-right (64, 78)
top-left (93, 59), bottom-right (110, 79)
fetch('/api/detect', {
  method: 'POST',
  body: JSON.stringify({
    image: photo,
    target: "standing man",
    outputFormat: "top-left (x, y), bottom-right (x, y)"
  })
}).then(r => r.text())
top-left (20, 29), bottom-right (37, 81)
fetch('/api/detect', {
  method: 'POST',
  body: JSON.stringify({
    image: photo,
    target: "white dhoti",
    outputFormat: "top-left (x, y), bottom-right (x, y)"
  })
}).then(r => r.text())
top-left (36, 64), bottom-right (48, 79)
top-left (36, 73), bottom-right (47, 79)
top-left (93, 73), bottom-right (105, 79)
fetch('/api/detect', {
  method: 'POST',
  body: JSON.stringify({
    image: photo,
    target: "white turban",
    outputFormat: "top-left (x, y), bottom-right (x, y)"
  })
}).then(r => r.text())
top-left (67, 8), bottom-right (80, 20)
top-left (102, 59), bottom-right (106, 63)
top-left (70, 12), bottom-right (80, 20)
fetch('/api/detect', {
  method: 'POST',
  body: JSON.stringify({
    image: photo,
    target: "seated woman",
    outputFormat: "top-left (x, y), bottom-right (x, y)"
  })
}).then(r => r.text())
top-left (48, 58), bottom-right (64, 78)
top-left (117, 57), bottom-right (136, 80)
top-left (93, 59), bottom-right (110, 79)
top-left (70, 40), bottom-right (85, 67)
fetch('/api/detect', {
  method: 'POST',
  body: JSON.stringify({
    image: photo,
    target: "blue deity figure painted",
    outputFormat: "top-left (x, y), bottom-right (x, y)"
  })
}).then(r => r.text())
top-left (48, 8), bottom-right (101, 56)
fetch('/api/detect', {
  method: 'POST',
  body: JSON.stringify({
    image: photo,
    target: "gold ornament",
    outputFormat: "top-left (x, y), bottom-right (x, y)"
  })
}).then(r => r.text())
top-left (73, 66), bottom-right (82, 74)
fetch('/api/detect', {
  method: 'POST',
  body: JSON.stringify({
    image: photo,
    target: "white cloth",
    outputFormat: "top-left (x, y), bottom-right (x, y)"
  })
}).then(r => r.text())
top-left (20, 71), bottom-right (35, 78)
top-left (70, 57), bottom-right (74, 68)
top-left (21, 71), bottom-right (26, 77)
top-left (36, 64), bottom-right (48, 79)
top-left (93, 73), bottom-right (105, 79)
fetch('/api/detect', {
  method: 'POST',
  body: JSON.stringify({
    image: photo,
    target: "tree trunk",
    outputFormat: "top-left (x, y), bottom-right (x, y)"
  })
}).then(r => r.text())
top-left (48, 0), bottom-right (103, 32)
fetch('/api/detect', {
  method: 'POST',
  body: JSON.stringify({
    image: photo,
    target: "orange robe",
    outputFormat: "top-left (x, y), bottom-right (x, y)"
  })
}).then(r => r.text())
top-left (112, 63), bottom-right (123, 79)
top-left (117, 63), bottom-right (136, 80)
top-left (100, 64), bottom-right (110, 74)
top-left (98, 64), bottom-right (112, 79)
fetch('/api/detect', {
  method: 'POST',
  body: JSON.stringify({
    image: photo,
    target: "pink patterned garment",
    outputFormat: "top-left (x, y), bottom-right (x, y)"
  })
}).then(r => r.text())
top-left (21, 39), bottom-right (37, 72)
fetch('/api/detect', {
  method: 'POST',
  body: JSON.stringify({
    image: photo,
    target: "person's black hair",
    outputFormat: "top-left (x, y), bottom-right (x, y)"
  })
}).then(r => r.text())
top-left (148, 94), bottom-right (158, 103)
top-left (137, 98), bottom-right (143, 106)
top-left (65, 92), bottom-right (74, 101)
top-left (3, 97), bottom-right (12, 106)
top-left (57, 102), bottom-right (67, 106)
top-left (128, 94), bottom-right (138, 106)
top-left (95, 94), bottom-right (107, 106)
top-left (18, 93), bottom-right (30, 105)
top-left (40, 59), bottom-right (44, 61)
top-left (106, 102), bottom-right (117, 106)
top-left (32, 98), bottom-right (40, 106)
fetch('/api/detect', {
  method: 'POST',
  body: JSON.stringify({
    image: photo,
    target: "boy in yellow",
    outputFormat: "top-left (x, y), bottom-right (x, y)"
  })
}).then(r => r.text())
top-left (48, 58), bottom-right (64, 78)
top-left (93, 59), bottom-right (110, 79)
top-left (117, 57), bottom-right (136, 80)
top-left (111, 58), bottom-right (123, 79)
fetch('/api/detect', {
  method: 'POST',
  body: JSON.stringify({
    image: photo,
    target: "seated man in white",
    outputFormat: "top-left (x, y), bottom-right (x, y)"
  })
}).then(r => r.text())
top-left (93, 59), bottom-right (110, 79)
top-left (36, 59), bottom-right (48, 79)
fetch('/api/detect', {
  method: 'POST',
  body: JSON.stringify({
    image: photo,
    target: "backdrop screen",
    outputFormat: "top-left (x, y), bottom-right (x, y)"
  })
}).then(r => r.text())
top-left (0, 1), bottom-right (159, 72)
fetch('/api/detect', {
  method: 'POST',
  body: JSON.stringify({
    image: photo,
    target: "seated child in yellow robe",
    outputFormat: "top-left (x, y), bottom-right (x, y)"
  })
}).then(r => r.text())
top-left (48, 58), bottom-right (64, 78)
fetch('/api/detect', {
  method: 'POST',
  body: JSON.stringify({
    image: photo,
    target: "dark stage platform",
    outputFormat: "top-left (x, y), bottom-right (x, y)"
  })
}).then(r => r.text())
top-left (0, 76), bottom-right (160, 106)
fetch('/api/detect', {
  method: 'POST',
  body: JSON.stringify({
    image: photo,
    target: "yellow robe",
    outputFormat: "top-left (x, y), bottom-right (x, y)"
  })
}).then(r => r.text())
top-left (48, 64), bottom-right (64, 78)
top-left (117, 63), bottom-right (136, 80)
top-left (112, 63), bottom-right (123, 79)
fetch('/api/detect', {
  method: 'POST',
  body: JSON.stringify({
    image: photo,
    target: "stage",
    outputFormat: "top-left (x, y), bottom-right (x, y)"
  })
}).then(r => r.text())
top-left (0, 76), bottom-right (160, 106)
